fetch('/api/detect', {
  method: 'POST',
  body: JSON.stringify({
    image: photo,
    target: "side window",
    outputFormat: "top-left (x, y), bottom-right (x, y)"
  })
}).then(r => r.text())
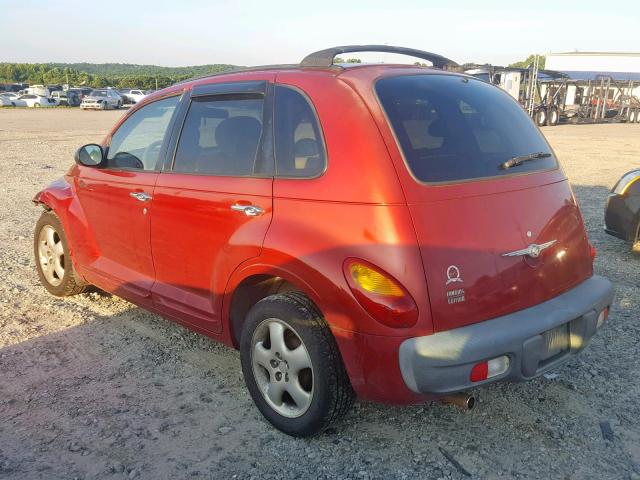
top-left (106, 95), bottom-right (179, 170)
top-left (274, 85), bottom-right (326, 178)
top-left (173, 94), bottom-right (264, 176)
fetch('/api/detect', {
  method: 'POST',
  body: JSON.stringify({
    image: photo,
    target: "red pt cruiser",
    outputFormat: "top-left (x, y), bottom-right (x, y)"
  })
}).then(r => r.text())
top-left (33, 46), bottom-right (614, 437)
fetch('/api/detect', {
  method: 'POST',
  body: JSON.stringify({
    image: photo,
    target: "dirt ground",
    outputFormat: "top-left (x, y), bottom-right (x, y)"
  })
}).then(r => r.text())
top-left (1, 108), bottom-right (639, 480)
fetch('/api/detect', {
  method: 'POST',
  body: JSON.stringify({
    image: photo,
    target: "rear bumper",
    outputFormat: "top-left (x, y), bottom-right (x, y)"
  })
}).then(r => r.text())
top-left (399, 275), bottom-right (614, 395)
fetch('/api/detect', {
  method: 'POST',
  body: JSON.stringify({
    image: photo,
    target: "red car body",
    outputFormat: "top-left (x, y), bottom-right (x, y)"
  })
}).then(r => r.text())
top-left (34, 57), bottom-right (613, 405)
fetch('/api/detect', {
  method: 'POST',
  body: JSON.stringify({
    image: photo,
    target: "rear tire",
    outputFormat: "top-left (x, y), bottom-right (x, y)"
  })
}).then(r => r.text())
top-left (636, 109), bottom-right (640, 123)
top-left (535, 108), bottom-right (547, 126)
top-left (34, 211), bottom-right (88, 297)
top-left (547, 107), bottom-right (559, 126)
top-left (240, 292), bottom-right (354, 437)
top-left (629, 109), bottom-right (637, 123)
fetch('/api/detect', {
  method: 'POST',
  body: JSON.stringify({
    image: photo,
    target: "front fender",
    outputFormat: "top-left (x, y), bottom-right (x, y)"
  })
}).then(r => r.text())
top-left (33, 175), bottom-right (97, 273)
top-left (33, 177), bottom-right (73, 211)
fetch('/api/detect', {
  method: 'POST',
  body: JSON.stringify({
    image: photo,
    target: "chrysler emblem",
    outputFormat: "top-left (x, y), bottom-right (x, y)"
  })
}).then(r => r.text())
top-left (502, 240), bottom-right (557, 259)
top-left (445, 265), bottom-right (463, 285)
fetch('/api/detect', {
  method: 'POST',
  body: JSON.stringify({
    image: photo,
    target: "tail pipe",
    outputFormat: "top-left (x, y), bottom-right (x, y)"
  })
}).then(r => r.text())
top-left (439, 392), bottom-right (477, 411)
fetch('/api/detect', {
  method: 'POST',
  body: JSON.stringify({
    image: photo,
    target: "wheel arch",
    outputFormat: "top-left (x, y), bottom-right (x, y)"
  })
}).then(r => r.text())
top-left (223, 262), bottom-right (324, 349)
top-left (32, 176), bottom-right (95, 275)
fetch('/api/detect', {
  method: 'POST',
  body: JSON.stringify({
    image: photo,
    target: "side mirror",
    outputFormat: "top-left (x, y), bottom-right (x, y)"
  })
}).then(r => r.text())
top-left (74, 144), bottom-right (104, 167)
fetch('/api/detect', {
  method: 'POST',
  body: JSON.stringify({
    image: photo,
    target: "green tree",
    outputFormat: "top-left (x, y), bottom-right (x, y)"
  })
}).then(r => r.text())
top-left (0, 62), bottom-right (240, 90)
top-left (509, 54), bottom-right (546, 70)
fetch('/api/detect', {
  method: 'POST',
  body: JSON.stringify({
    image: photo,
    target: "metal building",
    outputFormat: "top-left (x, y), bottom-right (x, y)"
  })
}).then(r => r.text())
top-left (546, 52), bottom-right (640, 81)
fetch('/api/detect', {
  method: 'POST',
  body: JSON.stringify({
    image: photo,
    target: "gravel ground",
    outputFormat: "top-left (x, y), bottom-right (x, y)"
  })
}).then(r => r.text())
top-left (1, 109), bottom-right (639, 480)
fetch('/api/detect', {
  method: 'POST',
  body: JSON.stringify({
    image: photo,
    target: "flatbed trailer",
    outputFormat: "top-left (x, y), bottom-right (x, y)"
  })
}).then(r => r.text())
top-left (552, 76), bottom-right (640, 124)
top-left (464, 61), bottom-right (567, 126)
top-left (465, 62), bottom-right (640, 126)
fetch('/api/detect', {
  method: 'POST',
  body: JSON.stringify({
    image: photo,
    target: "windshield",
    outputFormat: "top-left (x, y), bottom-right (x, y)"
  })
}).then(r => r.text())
top-left (376, 74), bottom-right (557, 183)
top-left (90, 90), bottom-right (108, 96)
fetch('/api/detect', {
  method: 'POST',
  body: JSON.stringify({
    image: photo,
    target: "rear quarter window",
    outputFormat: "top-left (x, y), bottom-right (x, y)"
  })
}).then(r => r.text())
top-left (274, 85), bottom-right (326, 178)
top-left (376, 74), bottom-right (557, 183)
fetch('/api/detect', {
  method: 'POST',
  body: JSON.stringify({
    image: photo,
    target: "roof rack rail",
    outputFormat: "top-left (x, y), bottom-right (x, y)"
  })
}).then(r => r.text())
top-left (300, 45), bottom-right (458, 69)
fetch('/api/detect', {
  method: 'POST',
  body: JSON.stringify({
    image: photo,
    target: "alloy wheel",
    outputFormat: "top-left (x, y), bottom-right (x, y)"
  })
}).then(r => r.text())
top-left (37, 224), bottom-right (65, 286)
top-left (251, 318), bottom-right (314, 418)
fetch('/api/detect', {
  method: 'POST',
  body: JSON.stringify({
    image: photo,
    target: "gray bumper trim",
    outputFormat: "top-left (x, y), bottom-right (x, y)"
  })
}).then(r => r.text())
top-left (399, 275), bottom-right (614, 394)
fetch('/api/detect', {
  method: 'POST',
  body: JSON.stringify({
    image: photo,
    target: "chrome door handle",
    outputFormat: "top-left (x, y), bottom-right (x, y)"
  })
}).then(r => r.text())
top-left (231, 204), bottom-right (263, 216)
top-left (130, 191), bottom-right (152, 202)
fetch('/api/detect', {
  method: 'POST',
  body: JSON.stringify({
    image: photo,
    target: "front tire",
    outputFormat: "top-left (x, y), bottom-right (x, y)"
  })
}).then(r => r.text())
top-left (34, 211), bottom-right (87, 297)
top-left (629, 109), bottom-right (637, 123)
top-left (240, 292), bottom-right (354, 437)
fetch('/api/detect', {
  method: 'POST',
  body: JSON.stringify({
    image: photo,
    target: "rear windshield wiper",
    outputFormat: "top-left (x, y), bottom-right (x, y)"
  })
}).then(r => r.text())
top-left (500, 152), bottom-right (551, 170)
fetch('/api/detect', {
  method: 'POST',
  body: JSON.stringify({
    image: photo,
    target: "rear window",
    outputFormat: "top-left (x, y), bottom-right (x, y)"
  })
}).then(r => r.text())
top-left (376, 74), bottom-right (557, 183)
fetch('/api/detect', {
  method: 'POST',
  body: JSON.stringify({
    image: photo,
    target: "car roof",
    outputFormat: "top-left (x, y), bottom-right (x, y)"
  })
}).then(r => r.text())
top-left (201, 45), bottom-right (458, 81)
top-left (142, 45), bottom-right (462, 104)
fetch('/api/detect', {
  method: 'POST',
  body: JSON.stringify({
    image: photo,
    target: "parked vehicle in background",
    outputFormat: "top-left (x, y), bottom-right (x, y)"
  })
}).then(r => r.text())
top-left (33, 45), bottom-right (614, 437)
top-left (118, 89), bottom-right (132, 103)
top-left (68, 89), bottom-right (85, 105)
top-left (0, 92), bottom-right (20, 106)
top-left (14, 94), bottom-right (58, 107)
top-left (0, 82), bottom-right (28, 93)
top-left (605, 169), bottom-right (640, 251)
top-left (25, 85), bottom-right (51, 97)
top-left (51, 90), bottom-right (81, 107)
top-left (126, 89), bottom-right (147, 104)
top-left (80, 89), bottom-right (122, 110)
top-left (73, 87), bottom-right (93, 99)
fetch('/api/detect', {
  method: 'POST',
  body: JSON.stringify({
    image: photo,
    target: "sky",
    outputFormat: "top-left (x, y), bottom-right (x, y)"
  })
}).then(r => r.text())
top-left (1, 0), bottom-right (639, 67)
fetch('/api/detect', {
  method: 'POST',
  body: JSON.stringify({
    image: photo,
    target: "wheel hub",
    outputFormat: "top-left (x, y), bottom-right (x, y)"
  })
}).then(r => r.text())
top-left (276, 358), bottom-right (289, 375)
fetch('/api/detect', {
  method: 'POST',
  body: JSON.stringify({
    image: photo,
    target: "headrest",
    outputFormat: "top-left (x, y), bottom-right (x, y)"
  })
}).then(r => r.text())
top-left (215, 116), bottom-right (262, 149)
top-left (428, 118), bottom-right (447, 138)
top-left (294, 138), bottom-right (319, 157)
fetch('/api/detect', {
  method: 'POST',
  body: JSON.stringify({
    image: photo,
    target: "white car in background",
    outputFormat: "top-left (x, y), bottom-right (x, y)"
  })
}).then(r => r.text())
top-left (125, 89), bottom-right (147, 104)
top-left (12, 94), bottom-right (58, 108)
top-left (0, 92), bottom-right (20, 106)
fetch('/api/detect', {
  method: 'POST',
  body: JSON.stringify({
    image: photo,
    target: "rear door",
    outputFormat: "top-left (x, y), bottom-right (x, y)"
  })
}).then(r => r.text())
top-left (375, 74), bottom-right (593, 332)
top-left (150, 79), bottom-right (274, 333)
